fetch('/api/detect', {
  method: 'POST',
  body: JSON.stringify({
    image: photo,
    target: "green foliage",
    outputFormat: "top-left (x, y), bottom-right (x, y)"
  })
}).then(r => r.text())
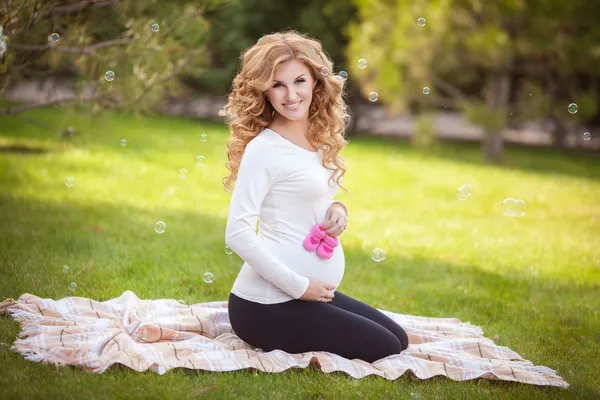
top-left (347, 0), bottom-right (600, 149)
top-left (0, 0), bottom-right (225, 113)
top-left (195, 0), bottom-right (358, 95)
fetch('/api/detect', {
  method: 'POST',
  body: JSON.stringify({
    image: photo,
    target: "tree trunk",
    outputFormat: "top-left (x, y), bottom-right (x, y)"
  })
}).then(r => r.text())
top-left (344, 82), bottom-right (362, 137)
top-left (482, 70), bottom-right (511, 163)
top-left (549, 116), bottom-right (569, 148)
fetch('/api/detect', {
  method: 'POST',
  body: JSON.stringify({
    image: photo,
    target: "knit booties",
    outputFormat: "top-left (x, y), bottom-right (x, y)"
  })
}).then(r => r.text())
top-left (303, 223), bottom-right (327, 252)
top-left (316, 234), bottom-right (339, 259)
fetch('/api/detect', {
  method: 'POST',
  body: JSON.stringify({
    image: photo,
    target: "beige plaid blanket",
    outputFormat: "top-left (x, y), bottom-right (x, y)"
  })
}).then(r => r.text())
top-left (0, 290), bottom-right (568, 388)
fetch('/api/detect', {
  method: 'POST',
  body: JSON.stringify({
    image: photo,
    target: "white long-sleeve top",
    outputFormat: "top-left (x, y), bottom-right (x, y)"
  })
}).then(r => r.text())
top-left (225, 128), bottom-right (345, 304)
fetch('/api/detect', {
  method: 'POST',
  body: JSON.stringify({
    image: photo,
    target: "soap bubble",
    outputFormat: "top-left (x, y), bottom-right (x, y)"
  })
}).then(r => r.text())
top-left (423, 86), bottom-right (431, 95)
top-left (48, 33), bottom-right (60, 43)
top-left (320, 66), bottom-right (330, 76)
top-left (200, 134), bottom-right (208, 142)
top-left (368, 92), bottom-right (378, 102)
top-left (501, 198), bottom-right (527, 217)
top-left (583, 132), bottom-right (591, 140)
top-left (372, 248), bottom-right (387, 262)
top-left (417, 17), bottom-right (426, 27)
top-left (69, 282), bottom-right (77, 292)
top-left (178, 168), bottom-right (188, 179)
top-left (62, 265), bottom-right (69, 273)
top-left (203, 272), bottom-right (215, 283)
top-left (337, 71), bottom-right (348, 81)
top-left (177, 300), bottom-right (185, 305)
top-left (151, 23), bottom-right (160, 33)
top-left (568, 103), bottom-right (578, 114)
top-left (224, 246), bottom-right (233, 255)
top-left (120, 139), bottom-right (127, 147)
top-left (195, 156), bottom-right (205, 167)
top-left (155, 221), bottom-right (166, 234)
top-left (357, 59), bottom-right (367, 69)
top-left (65, 177), bottom-right (75, 187)
top-left (105, 70), bottom-right (115, 82)
top-left (456, 184), bottom-right (472, 200)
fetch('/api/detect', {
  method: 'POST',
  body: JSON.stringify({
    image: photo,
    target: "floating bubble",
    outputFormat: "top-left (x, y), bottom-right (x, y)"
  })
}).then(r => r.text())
top-left (177, 299), bottom-right (185, 305)
top-left (501, 198), bottom-right (527, 217)
top-left (224, 245), bottom-right (233, 255)
top-left (423, 86), bottom-right (430, 95)
top-left (371, 248), bottom-right (387, 262)
top-left (456, 184), bottom-right (472, 200)
top-left (203, 272), bottom-right (215, 283)
top-left (155, 221), bottom-right (166, 234)
top-left (151, 23), bottom-right (160, 33)
top-left (69, 282), bottom-right (77, 292)
top-left (178, 168), bottom-right (188, 179)
top-left (368, 92), bottom-right (378, 102)
top-left (357, 59), bottom-right (367, 69)
top-left (200, 134), bottom-right (208, 142)
top-left (583, 132), bottom-right (591, 140)
top-left (568, 103), bottom-right (578, 114)
top-left (62, 265), bottom-right (69, 273)
top-left (120, 139), bottom-right (127, 147)
top-left (41, 169), bottom-right (47, 176)
top-left (337, 71), bottom-right (348, 81)
top-left (417, 17), bottom-right (426, 27)
top-left (320, 66), bottom-right (330, 76)
top-left (48, 33), bottom-right (60, 43)
top-left (195, 156), bottom-right (205, 167)
top-left (105, 70), bottom-right (115, 82)
top-left (65, 177), bottom-right (75, 187)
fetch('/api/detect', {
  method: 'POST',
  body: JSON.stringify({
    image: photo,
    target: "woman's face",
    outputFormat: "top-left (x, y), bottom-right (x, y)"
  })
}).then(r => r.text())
top-left (265, 59), bottom-right (317, 122)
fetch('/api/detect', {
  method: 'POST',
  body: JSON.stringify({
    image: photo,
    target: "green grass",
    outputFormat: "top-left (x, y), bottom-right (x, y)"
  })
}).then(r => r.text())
top-left (1, 107), bottom-right (599, 399)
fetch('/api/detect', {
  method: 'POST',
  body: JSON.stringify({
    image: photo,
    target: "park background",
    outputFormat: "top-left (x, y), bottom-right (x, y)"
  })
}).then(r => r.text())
top-left (0, 0), bottom-right (599, 399)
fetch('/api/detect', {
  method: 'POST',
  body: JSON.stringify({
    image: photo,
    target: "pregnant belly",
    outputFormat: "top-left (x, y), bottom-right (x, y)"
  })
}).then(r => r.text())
top-left (276, 241), bottom-right (345, 286)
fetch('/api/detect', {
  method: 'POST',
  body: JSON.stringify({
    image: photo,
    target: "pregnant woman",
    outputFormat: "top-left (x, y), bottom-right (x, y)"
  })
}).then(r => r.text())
top-left (222, 30), bottom-right (408, 364)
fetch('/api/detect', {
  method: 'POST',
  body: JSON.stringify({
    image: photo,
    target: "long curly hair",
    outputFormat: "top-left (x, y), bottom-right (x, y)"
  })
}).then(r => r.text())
top-left (221, 30), bottom-right (350, 193)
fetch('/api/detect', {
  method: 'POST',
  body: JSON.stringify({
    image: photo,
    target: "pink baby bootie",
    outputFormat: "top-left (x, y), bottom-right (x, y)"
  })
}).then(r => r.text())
top-left (316, 234), bottom-right (339, 259)
top-left (303, 223), bottom-right (327, 252)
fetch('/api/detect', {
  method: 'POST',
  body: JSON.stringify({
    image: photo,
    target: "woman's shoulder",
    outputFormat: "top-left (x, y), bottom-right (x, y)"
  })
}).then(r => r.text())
top-left (243, 129), bottom-right (282, 158)
top-left (246, 128), bottom-right (279, 150)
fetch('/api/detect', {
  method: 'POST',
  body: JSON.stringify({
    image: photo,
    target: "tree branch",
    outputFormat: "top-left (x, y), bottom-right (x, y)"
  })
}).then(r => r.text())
top-left (39, 0), bottom-right (115, 19)
top-left (128, 53), bottom-right (197, 106)
top-left (8, 38), bottom-right (134, 56)
top-left (429, 74), bottom-right (474, 104)
top-left (3, 0), bottom-right (116, 35)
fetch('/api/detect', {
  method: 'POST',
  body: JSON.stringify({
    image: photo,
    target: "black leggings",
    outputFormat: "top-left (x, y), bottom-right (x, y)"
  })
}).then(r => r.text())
top-left (228, 291), bottom-right (409, 364)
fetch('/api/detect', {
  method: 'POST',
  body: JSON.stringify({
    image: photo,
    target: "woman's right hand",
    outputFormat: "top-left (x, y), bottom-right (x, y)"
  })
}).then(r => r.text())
top-left (299, 279), bottom-right (336, 302)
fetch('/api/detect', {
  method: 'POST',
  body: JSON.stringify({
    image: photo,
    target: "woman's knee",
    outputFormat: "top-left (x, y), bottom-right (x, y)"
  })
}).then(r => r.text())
top-left (395, 326), bottom-right (409, 351)
top-left (369, 329), bottom-right (404, 362)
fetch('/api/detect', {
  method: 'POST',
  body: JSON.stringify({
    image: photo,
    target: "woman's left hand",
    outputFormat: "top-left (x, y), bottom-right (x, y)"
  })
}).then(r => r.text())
top-left (322, 203), bottom-right (348, 237)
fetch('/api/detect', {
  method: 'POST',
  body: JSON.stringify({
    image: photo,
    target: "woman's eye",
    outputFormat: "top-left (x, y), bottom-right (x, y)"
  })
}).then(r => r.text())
top-left (273, 79), bottom-right (305, 88)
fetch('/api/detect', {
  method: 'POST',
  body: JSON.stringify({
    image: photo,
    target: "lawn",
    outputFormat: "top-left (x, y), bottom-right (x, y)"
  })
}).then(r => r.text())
top-left (0, 107), bottom-right (599, 399)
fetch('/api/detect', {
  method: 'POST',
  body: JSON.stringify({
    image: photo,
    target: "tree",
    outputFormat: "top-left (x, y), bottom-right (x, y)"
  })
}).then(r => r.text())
top-left (0, 0), bottom-right (225, 115)
top-left (346, 0), bottom-right (600, 162)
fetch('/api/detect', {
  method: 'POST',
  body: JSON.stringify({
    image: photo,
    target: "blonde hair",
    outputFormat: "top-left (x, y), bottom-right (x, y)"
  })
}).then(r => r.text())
top-left (221, 30), bottom-right (350, 193)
